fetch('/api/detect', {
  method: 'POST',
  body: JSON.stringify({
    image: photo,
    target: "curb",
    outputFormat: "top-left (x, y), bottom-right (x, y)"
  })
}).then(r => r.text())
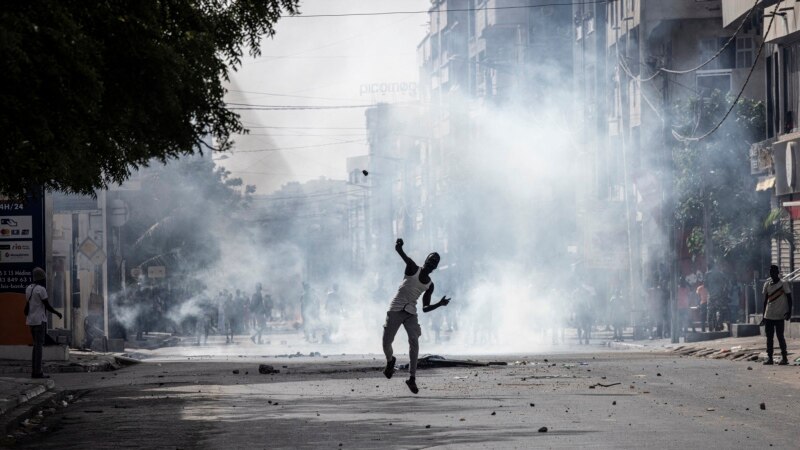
top-left (0, 378), bottom-right (54, 417)
top-left (0, 388), bottom-right (74, 440)
top-left (605, 341), bottom-right (648, 351)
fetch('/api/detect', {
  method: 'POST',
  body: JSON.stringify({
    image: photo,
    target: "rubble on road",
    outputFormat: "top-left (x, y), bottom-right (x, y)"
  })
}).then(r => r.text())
top-left (398, 355), bottom-right (508, 370)
top-left (258, 364), bottom-right (280, 374)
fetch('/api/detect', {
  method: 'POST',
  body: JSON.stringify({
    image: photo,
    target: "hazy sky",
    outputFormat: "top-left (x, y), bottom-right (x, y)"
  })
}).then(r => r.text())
top-left (220, 0), bottom-right (430, 194)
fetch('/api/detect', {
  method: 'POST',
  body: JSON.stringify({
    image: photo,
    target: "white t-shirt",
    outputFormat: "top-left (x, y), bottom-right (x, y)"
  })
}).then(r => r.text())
top-left (25, 284), bottom-right (49, 326)
top-left (388, 268), bottom-right (431, 315)
top-left (763, 278), bottom-right (792, 320)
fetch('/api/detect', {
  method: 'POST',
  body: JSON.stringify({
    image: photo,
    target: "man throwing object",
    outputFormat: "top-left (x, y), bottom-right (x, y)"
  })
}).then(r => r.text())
top-left (383, 239), bottom-right (450, 394)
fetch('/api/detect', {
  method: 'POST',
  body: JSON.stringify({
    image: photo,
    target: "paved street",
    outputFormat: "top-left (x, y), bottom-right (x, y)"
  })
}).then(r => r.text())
top-left (8, 345), bottom-right (800, 449)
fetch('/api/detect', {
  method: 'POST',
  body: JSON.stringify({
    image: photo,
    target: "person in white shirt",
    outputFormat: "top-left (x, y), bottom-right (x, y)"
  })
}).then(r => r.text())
top-left (25, 267), bottom-right (62, 378)
top-left (382, 239), bottom-right (450, 394)
top-left (761, 264), bottom-right (793, 365)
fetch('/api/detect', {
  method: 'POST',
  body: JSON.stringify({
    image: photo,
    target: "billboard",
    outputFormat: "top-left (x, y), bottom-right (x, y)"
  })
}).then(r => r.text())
top-left (0, 192), bottom-right (46, 345)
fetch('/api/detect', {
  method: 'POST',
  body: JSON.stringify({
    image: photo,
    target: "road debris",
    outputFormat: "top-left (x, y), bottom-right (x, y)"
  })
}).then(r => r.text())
top-left (589, 382), bottom-right (621, 388)
top-left (259, 364), bottom-right (280, 374)
top-left (538, 427), bottom-right (548, 433)
top-left (760, 402), bottom-right (766, 410)
top-left (232, 369), bottom-right (239, 374)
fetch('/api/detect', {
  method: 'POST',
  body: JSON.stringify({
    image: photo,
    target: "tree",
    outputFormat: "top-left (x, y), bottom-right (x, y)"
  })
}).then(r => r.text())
top-left (122, 155), bottom-right (254, 281)
top-left (1, 0), bottom-right (298, 199)
top-left (672, 91), bottom-right (770, 272)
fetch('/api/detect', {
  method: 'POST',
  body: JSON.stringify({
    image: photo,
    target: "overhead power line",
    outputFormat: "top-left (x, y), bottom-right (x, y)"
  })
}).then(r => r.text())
top-left (227, 103), bottom-right (376, 111)
top-left (621, 0), bottom-right (759, 82)
top-left (242, 125), bottom-right (366, 130)
top-left (233, 139), bottom-right (366, 153)
top-left (673, 0), bottom-right (781, 143)
top-left (227, 89), bottom-right (363, 102)
top-left (284, 1), bottom-right (607, 18)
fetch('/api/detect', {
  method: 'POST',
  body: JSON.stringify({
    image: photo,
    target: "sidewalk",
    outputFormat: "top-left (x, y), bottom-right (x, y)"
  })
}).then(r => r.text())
top-left (606, 334), bottom-right (800, 364)
top-left (0, 349), bottom-right (137, 375)
top-left (0, 377), bottom-right (54, 418)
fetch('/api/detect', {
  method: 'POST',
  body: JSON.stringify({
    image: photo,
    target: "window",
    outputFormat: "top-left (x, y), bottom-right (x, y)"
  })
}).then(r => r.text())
top-left (586, 16), bottom-right (595, 35)
top-left (736, 36), bottom-right (755, 69)
top-left (700, 38), bottom-right (735, 70)
top-left (697, 71), bottom-right (732, 97)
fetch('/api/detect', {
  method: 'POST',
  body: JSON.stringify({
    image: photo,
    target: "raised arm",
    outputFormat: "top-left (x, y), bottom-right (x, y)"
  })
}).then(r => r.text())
top-left (395, 239), bottom-right (417, 276)
top-left (422, 283), bottom-right (451, 313)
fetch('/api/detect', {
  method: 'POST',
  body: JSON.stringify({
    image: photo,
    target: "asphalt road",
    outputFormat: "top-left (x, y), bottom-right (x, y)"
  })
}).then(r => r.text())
top-left (9, 349), bottom-right (800, 449)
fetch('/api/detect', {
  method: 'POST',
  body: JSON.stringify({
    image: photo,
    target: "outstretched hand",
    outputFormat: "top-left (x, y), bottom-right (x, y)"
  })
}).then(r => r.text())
top-left (440, 296), bottom-right (451, 307)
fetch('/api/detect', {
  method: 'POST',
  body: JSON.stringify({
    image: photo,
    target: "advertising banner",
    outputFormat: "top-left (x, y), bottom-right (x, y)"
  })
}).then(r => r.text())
top-left (0, 192), bottom-right (46, 345)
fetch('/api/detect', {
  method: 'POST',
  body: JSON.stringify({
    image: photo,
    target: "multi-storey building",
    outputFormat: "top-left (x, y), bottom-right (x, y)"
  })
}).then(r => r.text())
top-left (741, 1), bottom-right (800, 319)
top-left (572, 0), bottom-right (770, 337)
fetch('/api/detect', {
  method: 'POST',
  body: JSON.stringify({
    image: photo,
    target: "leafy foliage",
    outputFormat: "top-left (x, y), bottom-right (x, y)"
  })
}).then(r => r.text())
top-left (122, 155), bottom-right (254, 279)
top-left (0, 0), bottom-right (298, 198)
top-left (672, 91), bottom-right (770, 268)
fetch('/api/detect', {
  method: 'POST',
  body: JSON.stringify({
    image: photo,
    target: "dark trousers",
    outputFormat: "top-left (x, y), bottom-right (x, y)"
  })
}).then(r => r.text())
top-left (29, 323), bottom-right (46, 376)
top-left (764, 319), bottom-right (787, 359)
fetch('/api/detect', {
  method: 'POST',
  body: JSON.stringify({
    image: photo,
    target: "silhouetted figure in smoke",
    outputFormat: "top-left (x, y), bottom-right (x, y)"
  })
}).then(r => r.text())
top-left (382, 239), bottom-right (450, 394)
top-left (301, 282), bottom-right (320, 342)
top-left (234, 289), bottom-right (248, 334)
top-left (694, 282), bottom-right (709, 332)
top-left (609, 290), bottom-right (626, 342)
top-left (705, 263), bottom-right (730, 331)
top-left (322, 283), bottom-right (342, 343)
top-left (761, 265), bottom-right (792, 365)
top-left (250, 283), bottom-right (266, 344)
top-left (224, 292), bottom-right (236, 343)
top-left (573, 284), bottom-right (594, 345)
top-left (195, 295), bottom-right (214, 345)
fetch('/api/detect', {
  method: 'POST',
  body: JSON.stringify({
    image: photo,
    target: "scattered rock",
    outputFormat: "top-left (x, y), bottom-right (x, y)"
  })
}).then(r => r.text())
top-left (538, 427), bottom-right (548, 433)
top-left (530, 403), bottom-right (535, 407)
top-left (656, 373), bottom-right (661, 377)
top-left (747, 367), bottom-right (753, 370)
top-left (232, 370), bottom-right (239, 374)
top-left (491, 412), bottom-right (496, 416)
top-left (259, 364), bottom-right (279, 374)
top-left (612, 401), bottom-right (617, 405)
top-left (425, 425), bottom-right (431, 429)
top-left (706, 408), bottom-right (715, 411)
top-left (760, 403), bottom-right (766, 410)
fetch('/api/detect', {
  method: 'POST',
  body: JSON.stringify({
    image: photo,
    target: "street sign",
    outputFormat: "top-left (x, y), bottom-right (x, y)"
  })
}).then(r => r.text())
top-left (78, 237), bottom-right (101, 259)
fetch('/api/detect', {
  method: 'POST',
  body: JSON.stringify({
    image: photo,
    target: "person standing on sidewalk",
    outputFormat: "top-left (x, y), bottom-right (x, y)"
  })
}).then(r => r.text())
top-left (25, 267), bottom-right (62, 379)
top-left (705, 263), bottom-right (729, 331)
top-left (761, 265), bottom-right (792, 365)
top-left (382, 239), bottom-right (450, 394)
top-left (694, 283), bottom-right (709, 332)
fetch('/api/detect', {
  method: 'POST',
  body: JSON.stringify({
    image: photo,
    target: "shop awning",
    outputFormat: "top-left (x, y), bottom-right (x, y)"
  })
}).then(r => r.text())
top-left (756, 175), bottom-right (776, 191)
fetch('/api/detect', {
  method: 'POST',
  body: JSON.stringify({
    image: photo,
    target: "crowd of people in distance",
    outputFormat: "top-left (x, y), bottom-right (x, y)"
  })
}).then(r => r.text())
top-left (119, 280), bottom-right (355, 346)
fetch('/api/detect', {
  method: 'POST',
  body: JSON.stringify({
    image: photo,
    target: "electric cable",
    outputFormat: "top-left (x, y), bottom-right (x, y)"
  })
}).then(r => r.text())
top-left (232, 139), bottom-right (366, 153)
top-left (284, 1), bottom-right (608, 19)
top-left (672, 0), bottom-right (781, 143)
top-left (227, 104), bottom-right (376, 110)
top-left (616, 0), bottom-right (760, 82)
